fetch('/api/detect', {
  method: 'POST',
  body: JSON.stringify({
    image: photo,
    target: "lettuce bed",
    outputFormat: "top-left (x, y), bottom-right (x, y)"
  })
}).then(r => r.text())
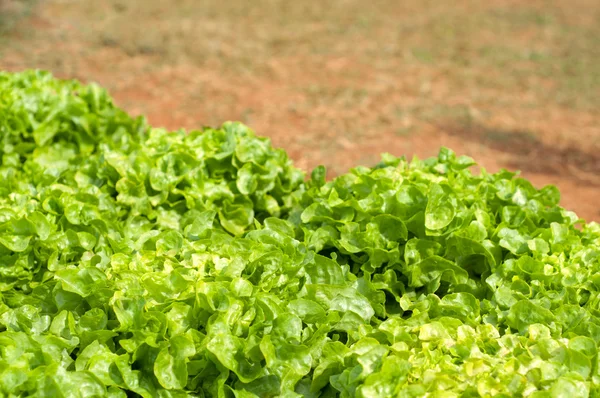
top-left (1, 71), bottom-right (599, 397)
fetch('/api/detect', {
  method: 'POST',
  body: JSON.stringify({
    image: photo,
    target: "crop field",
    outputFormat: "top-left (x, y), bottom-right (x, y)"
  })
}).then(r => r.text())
top-left (2, 1), bottom-right (600, 396)
top-left (2, 68), bottom-right (600, 397)
top-left (1, 0), bottom-right (599, 220)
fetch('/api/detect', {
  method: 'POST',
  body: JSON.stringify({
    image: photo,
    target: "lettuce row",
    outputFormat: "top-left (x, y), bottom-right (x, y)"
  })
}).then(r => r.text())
top-left (1, 71), bottom-right (599, 397)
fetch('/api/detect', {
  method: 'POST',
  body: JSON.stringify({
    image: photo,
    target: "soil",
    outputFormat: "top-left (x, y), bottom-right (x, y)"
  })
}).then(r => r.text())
top-left (1, 0), bottom-right (599, 220)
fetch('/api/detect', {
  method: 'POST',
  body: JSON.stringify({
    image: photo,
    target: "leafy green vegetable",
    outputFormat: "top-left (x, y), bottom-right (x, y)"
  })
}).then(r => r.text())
top-left (1, 70), bottom-right (600, 397)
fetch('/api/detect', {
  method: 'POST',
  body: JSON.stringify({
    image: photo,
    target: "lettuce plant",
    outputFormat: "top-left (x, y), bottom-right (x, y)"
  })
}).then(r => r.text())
top-left (0, 71), bottom-right (598, 397)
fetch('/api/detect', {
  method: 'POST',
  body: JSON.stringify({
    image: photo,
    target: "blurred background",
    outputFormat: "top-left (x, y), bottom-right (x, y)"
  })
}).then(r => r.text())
top-left (1, 0), bottom-right (599, 219)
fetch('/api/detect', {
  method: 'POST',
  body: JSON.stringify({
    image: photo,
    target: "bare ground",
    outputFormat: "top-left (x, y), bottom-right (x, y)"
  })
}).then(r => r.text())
top-left (1, 0), bottom-right (599, 219)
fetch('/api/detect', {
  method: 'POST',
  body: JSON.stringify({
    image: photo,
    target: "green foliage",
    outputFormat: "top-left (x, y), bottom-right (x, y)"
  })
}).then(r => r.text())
top-left (1, 70), bottom-right (600, 397)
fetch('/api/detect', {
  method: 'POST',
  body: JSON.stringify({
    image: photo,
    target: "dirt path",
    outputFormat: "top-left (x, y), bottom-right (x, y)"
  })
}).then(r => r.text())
top-left (1, 0), bottom-right (599, 220)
